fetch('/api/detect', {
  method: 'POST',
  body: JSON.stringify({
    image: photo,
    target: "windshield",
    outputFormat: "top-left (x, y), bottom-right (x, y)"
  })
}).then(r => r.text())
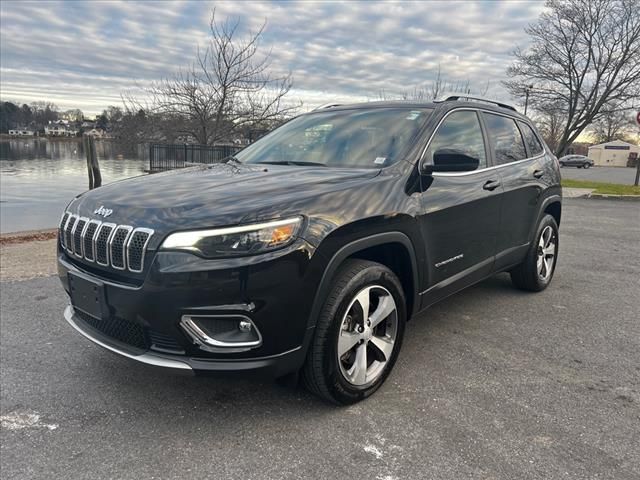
top-left (236, 107), bottom-right (432, 169)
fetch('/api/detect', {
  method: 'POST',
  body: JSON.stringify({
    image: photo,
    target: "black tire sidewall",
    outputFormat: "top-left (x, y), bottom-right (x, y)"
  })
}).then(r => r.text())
top-left (322, 265), bottom-right (406, 404)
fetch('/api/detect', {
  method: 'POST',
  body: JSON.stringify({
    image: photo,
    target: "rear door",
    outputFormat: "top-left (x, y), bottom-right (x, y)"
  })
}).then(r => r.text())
top-left (417, 109), bottom-right (502, 306)
top-left (481, 113), bottom-right (545, 270)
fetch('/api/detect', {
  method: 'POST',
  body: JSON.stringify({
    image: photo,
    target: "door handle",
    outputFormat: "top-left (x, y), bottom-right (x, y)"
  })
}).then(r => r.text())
top-left (533, 170), bottom-right (544, 179)
top-left (483, 180), bottom-right (501, 191)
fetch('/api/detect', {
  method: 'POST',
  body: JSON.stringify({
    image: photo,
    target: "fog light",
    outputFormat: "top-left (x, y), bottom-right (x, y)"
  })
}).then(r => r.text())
top-left (180, 314), bottom-right (262, 353)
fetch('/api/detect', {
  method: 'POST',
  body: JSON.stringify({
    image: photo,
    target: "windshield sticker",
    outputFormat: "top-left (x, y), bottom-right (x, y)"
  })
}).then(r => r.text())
top-left (374, 157), bottom-right (387, 164)
top-left (405, 111), bottom-right (421, 120)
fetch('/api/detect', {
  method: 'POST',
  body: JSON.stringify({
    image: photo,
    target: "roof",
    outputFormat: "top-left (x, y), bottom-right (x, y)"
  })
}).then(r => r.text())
top-left (588, 140), bottom-right (639, 149)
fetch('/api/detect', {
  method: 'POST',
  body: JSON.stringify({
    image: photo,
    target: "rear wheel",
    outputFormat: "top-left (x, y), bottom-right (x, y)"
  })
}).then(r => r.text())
top-left (510, 214), bottom-right (559, 292)
top-left (302, 259), bottom-right (406, 404)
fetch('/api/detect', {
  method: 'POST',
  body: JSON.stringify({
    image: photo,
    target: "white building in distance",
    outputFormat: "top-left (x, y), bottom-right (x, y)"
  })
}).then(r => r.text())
top-left (588, 140), bottom-right (639, 167)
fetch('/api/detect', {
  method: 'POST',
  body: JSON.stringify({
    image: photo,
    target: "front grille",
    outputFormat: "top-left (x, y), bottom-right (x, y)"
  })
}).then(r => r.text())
top-left (75, 310), bottom-right (147, 350)
top-left (62, 212), bottom-right (154, 273)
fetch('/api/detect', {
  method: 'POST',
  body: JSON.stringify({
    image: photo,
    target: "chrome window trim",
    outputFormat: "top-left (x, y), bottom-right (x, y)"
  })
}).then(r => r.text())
top-left (125, 227), bottom-right (154, 273)
top-left (109, 225), bottom-right (133, 271)
top-left (66, 215), bottom-right (79, 255)
top-left (95, 222), bottom-right (117, 267)
top-left (83, 219), bottom-right (102, 263)
top-left (74, 217), bottom-right (90, 258)
top-left (418, 107), bottom-right (547, 177)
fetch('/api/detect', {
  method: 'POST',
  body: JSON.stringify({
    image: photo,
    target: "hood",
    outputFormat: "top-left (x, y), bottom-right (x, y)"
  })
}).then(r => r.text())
top-left (69, 163), bottom-right (379, 234)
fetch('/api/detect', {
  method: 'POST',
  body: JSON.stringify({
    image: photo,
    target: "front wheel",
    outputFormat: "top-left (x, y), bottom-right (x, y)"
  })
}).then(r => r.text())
top-left (583, 162), bottom-right (591, 169)
top-left (302, 259), bottom-right (406, 404)
top-left (510, 214), bottom-right (559, 292)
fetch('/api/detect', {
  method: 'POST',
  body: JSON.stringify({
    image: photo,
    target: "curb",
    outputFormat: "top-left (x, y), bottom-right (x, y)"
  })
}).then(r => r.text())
top-left (587, 193), bottom-right (640, 202)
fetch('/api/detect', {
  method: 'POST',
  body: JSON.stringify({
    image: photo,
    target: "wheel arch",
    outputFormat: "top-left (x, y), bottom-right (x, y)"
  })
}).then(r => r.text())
top-left (307, 232), bottom-right (420, 333)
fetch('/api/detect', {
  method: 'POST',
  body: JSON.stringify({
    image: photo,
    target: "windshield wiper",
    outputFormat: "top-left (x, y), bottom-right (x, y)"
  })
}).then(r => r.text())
top-left (259, 160), bottom-right (327, 167)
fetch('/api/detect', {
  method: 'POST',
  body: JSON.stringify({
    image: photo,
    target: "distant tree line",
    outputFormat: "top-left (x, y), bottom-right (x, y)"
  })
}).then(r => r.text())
top-left (0, 101), bottom-right (59, 133)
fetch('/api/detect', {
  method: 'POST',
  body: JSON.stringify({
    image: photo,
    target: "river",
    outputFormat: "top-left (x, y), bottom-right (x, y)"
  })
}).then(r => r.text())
top-left (0, 138), bottom-right (147, 233)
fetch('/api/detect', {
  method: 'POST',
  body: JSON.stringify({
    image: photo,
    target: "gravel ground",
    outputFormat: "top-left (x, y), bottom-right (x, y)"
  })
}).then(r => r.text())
top-left (1, 198), bottom-right (639, 480)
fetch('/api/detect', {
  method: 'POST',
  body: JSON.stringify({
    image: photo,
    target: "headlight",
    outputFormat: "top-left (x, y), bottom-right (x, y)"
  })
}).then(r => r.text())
top-left (160, 217), bottom-right (303, 258)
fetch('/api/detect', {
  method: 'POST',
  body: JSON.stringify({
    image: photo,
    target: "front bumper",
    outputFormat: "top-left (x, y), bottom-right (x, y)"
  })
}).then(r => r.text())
top-left (64, 305), bottom-right (306, 376)
top-left (58, 237), bottom-right (321, 376)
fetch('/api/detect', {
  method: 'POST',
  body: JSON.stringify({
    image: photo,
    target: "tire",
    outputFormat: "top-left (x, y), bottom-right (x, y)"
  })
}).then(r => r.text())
top-left (510, 214), bottom-right (559, 292)
top-left (559, 162), bottom-right (564, 167)
top-left (302, 259), bottom-right (406, 405)
top-left (583, 163), bottom-right (590, 169)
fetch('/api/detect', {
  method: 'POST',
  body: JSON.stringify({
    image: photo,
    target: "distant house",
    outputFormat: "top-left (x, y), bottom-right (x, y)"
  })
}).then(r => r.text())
top-left (8, 128), bottom-right (35, 136)
top-left (85, 128), bottom-right (107, 138)
top-left (44, 123), bottom-right (78, 137)
top-left (81, 121), bottom-right (96, 130)
top-left (588, 140), bottom-right (640, 167)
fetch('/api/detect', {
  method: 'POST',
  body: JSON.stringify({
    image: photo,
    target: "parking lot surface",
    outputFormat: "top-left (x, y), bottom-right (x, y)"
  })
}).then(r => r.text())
top-left (1, 199), bottom-right (639, 480)
top-left (560, 165), bottom-right (637, 184)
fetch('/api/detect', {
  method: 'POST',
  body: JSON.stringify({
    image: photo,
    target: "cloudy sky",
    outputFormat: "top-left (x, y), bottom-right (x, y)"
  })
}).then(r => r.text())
top-left (0, 0), bottom-right (545, 116)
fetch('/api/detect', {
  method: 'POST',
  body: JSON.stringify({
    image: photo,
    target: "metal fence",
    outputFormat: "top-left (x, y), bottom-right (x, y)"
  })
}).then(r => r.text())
top-left (148, 143), bottom-right (242, 171)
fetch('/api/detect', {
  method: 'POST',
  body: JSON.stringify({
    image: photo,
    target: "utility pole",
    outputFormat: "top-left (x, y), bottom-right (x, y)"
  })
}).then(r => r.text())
top-left (524, 85), bottom-right (534, 116)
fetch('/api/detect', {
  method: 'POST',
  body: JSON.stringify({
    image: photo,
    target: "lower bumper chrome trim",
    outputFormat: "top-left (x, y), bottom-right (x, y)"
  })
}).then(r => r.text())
top-left (64, 305), bottom-right (192, 371)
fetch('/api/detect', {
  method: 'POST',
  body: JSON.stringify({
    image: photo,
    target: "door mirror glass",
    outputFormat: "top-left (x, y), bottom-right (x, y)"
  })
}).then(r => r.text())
top-left (424, 148), bottom-right (480, 173)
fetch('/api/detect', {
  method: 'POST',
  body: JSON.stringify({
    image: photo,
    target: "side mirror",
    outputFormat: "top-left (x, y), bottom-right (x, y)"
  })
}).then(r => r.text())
top-left (422, 148), bottom-right (480, 174)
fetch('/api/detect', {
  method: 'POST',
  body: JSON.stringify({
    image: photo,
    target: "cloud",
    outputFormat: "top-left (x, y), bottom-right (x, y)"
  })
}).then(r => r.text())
top-left (0, 0), bottom-right (544, 115)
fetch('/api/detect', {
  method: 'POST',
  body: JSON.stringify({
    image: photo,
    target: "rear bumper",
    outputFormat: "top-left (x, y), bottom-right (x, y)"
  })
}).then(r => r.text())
top-left (64, 304), bottom-right (307, 377)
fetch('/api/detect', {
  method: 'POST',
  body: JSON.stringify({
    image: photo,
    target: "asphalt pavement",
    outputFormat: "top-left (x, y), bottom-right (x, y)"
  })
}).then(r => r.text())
top-left (560, 165), bottom-right (638, 184)
top-left (1, 199), bottom-right (639, 480)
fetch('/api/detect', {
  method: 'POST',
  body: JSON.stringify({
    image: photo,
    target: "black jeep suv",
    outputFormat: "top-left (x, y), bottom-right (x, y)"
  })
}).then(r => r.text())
top-left (58, 96), bottom-right (562, 404)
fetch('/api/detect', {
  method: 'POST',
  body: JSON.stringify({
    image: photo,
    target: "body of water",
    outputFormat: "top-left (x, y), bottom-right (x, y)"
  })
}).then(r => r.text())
top-left (0, 138), bottom-right (147, 233)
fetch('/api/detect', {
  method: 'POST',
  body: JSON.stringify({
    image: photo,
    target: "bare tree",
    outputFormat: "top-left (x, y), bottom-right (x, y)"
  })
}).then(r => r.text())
top-left (532, 102), bottom-right (566, 153)
top-left (125, 10), bottom-right (297, 145)
top-left (504, 0), bottom-right (640, 155)
top-left (589, 102), bottom-right (637, 143)
top-left (377, 64), bottom-right (491, 101)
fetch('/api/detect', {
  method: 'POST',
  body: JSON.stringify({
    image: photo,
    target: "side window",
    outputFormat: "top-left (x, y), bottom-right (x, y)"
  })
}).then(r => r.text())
top-left (518, 121), bottom-right (544, 156)
top-left (483, 113), bottom-right (527, 164)
top-left (425, 110), bottom-right (487, 170)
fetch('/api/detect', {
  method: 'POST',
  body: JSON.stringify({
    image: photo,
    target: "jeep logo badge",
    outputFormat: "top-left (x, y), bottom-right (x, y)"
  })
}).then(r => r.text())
top-left (94, 205), bottom-right (113, 218)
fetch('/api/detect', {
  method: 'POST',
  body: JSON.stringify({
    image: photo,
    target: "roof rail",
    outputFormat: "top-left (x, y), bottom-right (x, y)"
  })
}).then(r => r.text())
top-left (313, 103), bottom-right (342, 111)
top-left (438, 94), bottom-right (517, 112)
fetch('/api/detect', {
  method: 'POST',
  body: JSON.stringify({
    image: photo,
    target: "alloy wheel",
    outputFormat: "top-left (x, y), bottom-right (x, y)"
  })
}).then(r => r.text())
top-left (337, 285), bottom-right (398, 387)
top-left (537, 225), bottom-right (557, 281)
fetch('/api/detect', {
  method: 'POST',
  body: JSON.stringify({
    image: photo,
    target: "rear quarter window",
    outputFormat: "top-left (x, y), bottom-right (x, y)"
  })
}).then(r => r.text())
top-left (483, 113), bottom-right (527, 165)
top-left (518, 121), bottom-right (544, 156)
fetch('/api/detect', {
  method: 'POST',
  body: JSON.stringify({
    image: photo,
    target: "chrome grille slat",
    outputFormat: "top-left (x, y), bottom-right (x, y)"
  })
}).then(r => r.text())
top-left (66, 215), bottom-right (79, 255)
top-left (126, 228), bottom-right (153, 273)
top-left (73, 217), bottom-right (89, 258)
top-left (62, 211), bottom-right (154, 273)
top-left (95, 223), bottom-right (116, 266)
top-left (110, 226), bottom-right (133, 270)
top-left (83, 220), bottom-right (101, 262)
top-left (59, 212), bottom-right (70, 248)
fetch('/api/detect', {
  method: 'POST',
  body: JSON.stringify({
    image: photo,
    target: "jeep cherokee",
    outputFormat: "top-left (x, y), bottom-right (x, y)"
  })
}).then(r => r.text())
top-left (57, 96), bottom-right (562, 404)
